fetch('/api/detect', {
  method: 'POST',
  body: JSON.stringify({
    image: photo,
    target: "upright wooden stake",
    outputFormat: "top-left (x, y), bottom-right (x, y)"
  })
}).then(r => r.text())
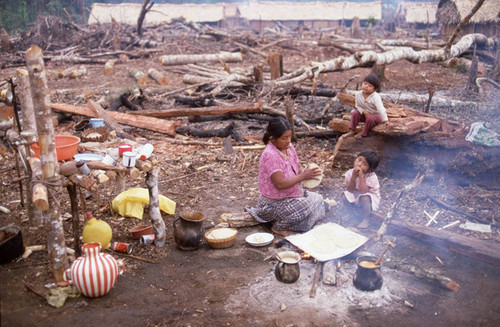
top-left (146, 168), bottom-right (166, 248)
top-left (67, 183), bottom-right (81, 257)
top-left (16, 68), bottom-right (43, 226)
top-left (267, 52), bottom-right (283, 80)
top-left (26, 45), bottom-right (68, 284)
top-left (285, 96), bottom-right (297, 142)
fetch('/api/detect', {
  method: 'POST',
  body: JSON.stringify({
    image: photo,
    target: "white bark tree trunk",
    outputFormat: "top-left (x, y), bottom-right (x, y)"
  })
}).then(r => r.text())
top-left (268, 34), bottom-right (488, 89)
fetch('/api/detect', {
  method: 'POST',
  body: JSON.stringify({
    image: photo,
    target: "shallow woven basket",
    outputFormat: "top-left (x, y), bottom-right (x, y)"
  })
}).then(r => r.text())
top-left (81, 126), bottom-right (109, 143)
top-left (204, 228), bottom-right (237, 249)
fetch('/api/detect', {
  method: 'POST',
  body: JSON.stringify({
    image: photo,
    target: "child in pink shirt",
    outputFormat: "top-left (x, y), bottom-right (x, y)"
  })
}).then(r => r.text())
top-left (246, 117), bottom-right (325, 236)
top-left (344, 151), bottom-right (381, 228)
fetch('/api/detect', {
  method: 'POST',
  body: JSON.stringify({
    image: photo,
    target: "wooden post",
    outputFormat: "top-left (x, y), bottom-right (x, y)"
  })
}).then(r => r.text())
top-left (26, 45), bottom-right (68, 284)
top-left (351, 17), bottom-right (361, 39)
top-left (267, 52), bottom-right (283, 80)
top-left (67, 182), bottom-right (81, 257)
top-left (285, 96), bottom-right (297, 142)
top-left (17, 68), bottom-right (44, 226)
top-left (146, 168), bottom-right (167, 248)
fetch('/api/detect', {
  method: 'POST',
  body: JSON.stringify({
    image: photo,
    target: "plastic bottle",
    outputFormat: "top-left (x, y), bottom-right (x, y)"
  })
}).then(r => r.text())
top-left (139, 143), bottom-right (154, 161)
top-left (82, 212), bottom-right (113, 249)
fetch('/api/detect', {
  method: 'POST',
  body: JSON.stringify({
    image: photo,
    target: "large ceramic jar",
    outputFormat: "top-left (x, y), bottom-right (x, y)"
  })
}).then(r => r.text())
top-left (64, 242), bottom-right (124, 297)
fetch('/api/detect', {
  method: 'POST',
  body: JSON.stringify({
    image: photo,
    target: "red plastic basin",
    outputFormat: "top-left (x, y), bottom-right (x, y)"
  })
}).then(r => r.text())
top-left (31, 135), bottom-right (81, 161)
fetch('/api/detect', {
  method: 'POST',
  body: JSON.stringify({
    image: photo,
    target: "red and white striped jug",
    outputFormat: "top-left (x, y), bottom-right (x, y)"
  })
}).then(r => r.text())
top-left (64, 242), bottom-right (124, 297)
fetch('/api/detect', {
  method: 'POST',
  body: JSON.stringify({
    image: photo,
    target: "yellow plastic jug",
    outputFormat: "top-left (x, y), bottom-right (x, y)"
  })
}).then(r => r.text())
top-left (82, 212), bottom-right (112, 249)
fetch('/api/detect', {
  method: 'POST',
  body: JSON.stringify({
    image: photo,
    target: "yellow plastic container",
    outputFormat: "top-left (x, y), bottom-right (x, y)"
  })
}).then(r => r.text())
top-left (82, 212), bottom-right (112, 249)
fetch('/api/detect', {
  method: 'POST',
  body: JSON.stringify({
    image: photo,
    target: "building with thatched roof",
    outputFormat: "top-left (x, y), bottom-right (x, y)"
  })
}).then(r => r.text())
top-left (237, 1), bottom-right (382, 30)
top-left (436, 0), bottom-right (499, 38)
top-left (395, 2), bottom-right (438, 28)
top-left (88, 2), bottom-right (226, 26)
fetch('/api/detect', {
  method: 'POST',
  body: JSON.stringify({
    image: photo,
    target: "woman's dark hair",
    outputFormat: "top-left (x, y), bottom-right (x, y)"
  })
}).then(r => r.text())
top-left (363, 74), bottom-right (381, 92)
top-left (263, 117), bottom-right (291, 144)
top-left (359, 151), bottom-right (379, 172)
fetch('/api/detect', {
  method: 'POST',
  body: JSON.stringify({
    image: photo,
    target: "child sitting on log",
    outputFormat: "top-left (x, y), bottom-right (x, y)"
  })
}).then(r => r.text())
top-left (343, 151), bottom-right (381, 229)
top-left (343, 74), bottom-right (388, 139)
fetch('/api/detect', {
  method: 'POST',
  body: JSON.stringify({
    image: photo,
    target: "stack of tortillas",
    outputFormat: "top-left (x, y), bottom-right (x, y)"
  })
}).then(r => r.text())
top-left (302, 163), bottom-right (323, 189)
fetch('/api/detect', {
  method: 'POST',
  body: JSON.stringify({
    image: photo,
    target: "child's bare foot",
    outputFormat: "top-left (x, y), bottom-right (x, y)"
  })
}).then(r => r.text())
top-left (354, 133), bottom-right (365, 139)
top-left (357, 218), bottom-right (370, 229)
top-left (271, 227), bottom-right (295, 237)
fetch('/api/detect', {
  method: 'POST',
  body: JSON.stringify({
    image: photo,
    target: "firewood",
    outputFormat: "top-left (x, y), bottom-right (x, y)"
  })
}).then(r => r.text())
top-left (69, 66), bottom-right (87, 79)
top-left (104, 59), bottom-right (117, 74)
top-left (135, 160), bottom-right (152, 172)
top-left (128, 68), bottom-right (148, 86)
top-left (129, 167), bottom-right (141, 179)
top-left (147, 68), bottom-right (169, 85)
top-left (33, 184), bottom-right (49, 211)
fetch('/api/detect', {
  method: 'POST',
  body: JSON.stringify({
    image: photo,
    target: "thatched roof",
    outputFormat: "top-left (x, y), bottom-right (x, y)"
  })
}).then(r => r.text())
top-left (238, 1), bottom-right (382, 21)
top-left (88, 3), bottom-right (225, 25)
top-left (396, 2), bottom-right (438, 24)
top-left (436, 0), bottom-right (500, 24)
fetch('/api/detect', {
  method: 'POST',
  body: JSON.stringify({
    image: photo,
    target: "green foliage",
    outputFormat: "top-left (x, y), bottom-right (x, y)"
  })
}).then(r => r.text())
top-left (0, 0), bottom-right (29, 33)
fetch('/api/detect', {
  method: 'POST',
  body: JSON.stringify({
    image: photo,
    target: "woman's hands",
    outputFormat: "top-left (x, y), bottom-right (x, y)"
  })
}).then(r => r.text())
top-left (301, 164), bottom-right (322, 181)
top-left (270, 164), bottom-right (322, 190)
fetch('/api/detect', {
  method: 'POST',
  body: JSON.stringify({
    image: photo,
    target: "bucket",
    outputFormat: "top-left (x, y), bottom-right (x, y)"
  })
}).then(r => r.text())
top-left (89, 118), bottom-right (105, 128)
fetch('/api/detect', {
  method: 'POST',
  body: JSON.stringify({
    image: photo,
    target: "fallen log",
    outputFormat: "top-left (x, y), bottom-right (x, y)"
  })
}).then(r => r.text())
top-left (159, 51), bottom-right (242, 66)
top-left (127, 102), bottom-right (264, 118)
top-left (147, 68), bottom-right (169, 86)
top-left (389, 219), bottom-right (500, 267)
top-left (269, 33), bottom-right (488, 89)
top-left (328, 93), bottom-right (454, 137)
top-left (51, 103), bottom-right (181, 136)
top-left (175, 122), bottom-right (244, 142)
top-left (384, 261), bottom-right (460, 291)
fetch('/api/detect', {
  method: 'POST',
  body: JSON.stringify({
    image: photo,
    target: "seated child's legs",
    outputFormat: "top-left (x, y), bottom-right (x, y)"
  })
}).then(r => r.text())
top-left (357, 195), bottom-right (372, 229)
top-left (348, 109), bottom-right (365, 132)
top-left (360, 114), bottom-right (382, 137)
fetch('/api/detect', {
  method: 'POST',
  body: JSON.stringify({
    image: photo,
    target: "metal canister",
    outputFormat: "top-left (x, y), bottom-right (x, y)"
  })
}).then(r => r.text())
top-left (111, 241), bottom-right (132, 254)
top-left (75, 160), bottom-right (91, 175)
top-left (140, 234), bottom-right (155, 245)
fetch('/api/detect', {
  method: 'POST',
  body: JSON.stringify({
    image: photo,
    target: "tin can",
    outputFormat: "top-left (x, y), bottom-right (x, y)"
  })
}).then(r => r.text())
top-left (140, 234), bottom-right (155, 245)
top-left (111, 242), bottom-right (132, 254)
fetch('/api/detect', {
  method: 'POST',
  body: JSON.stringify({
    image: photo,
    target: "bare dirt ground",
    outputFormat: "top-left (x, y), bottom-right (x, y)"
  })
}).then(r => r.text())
top-left (1, 25), bottom-right (500, 327)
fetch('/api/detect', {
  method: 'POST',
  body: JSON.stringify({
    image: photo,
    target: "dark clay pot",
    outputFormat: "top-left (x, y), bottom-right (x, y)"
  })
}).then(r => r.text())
top-left (353, 255), bottom-right (383, 291)
top-left (0, 225), bottom-right (24, 264)
top-left (173, 211), bottom-right (205, 251)
top-left (275, 251), bottom-right (301, 284)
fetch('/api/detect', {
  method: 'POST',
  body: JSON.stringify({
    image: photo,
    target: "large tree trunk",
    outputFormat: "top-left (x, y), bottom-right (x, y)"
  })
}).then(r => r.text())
top-left (270, 33), bottom-right (488, 89)
top-left (26, 45), bottom-right (68, 284)
top-left (51, 103), bottom-right (181, 136)
top-left (159, 52), bottom-right (242, 66)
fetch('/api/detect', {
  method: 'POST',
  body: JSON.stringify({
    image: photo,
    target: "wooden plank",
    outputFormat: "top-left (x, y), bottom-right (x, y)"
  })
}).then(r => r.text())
top-left (389, 220), bottom-right (500, 267)
top-left (51, 103), bottom-right (180, 136)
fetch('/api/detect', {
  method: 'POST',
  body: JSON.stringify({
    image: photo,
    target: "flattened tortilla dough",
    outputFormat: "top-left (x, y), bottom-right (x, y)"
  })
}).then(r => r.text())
top-left (303, 163), bottom-right (323, 189)
top-left (333, 233), bottom-right (360, 249)
top-left (309, 238), bottom-right (337, 254)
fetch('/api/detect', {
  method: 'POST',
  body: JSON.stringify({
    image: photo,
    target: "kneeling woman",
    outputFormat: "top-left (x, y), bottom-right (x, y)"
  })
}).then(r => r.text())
top-left (246, 117), bottom-right (325, 236)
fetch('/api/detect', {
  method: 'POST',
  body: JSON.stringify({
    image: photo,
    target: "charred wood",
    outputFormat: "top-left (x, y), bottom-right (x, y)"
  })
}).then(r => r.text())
top-left (175, 122), bottom-right (245, 142)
